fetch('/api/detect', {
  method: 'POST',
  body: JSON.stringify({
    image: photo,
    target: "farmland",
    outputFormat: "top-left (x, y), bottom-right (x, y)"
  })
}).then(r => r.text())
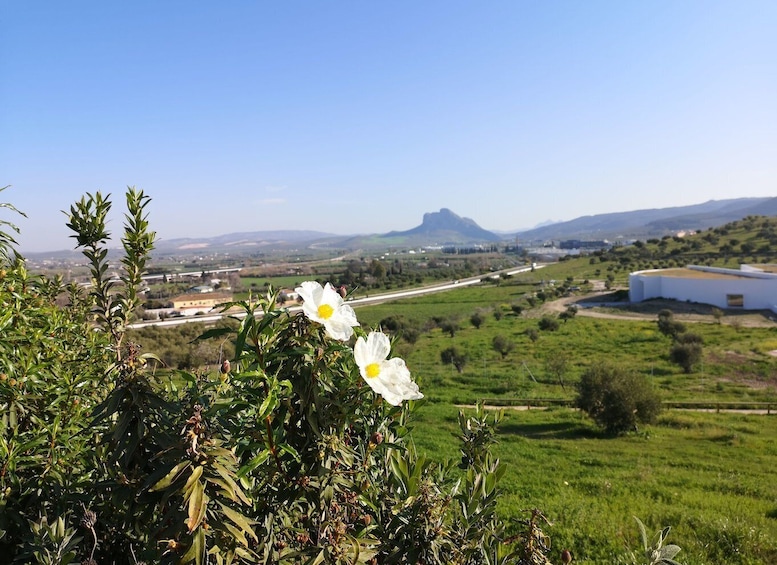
top-left (347, 273), bottom-right (777, 563)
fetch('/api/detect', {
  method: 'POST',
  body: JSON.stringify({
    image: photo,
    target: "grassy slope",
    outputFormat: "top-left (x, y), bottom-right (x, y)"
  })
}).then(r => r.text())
top-left (354, 272), bottom-right (777, 564)
top-left (410, 403), bottom-right (777, 564)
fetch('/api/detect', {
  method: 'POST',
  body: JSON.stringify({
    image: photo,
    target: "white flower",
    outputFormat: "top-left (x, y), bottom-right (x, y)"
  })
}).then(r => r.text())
top-left (295, 281), bottom-right (358, 341)
top-left (354, 332), bottom-right (423, 406)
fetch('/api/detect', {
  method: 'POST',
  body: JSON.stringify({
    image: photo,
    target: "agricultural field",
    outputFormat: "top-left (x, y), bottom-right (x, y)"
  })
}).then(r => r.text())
top-left (347, 276), bottom-right (777, 564)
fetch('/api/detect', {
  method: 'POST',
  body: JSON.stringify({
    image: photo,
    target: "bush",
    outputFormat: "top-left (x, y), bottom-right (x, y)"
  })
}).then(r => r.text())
top-left (670, 341), bottom-right (703, 373)
top-left (576, 362), bottom-right (662, 435)
top-left (525, 328), bottom-right (540, 342)
top-left (538, 315), bottom-right (560, 332)
top-left (441, 346), bottom-right (468, 373)
top-left (0, 189), bottom-right (558, 564)
top-left (492, 335), bottom-right (516, 359)
top-left (657, 309), bottom-right (685, 339)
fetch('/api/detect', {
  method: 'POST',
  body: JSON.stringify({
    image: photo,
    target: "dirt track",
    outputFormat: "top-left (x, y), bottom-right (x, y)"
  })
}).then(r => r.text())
top-left (539, 288), bottom-right (777, 329)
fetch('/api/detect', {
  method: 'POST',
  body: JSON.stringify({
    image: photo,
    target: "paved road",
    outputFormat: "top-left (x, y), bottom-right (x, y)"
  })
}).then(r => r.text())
top-left (128, 264), bottom-right (544, 329)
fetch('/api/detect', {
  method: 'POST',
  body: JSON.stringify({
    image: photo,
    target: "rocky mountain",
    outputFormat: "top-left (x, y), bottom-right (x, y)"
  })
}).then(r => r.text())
top-left (380, 208), bottom-right (502, 244)
top-left (514, 197), bottom-right (776, 241)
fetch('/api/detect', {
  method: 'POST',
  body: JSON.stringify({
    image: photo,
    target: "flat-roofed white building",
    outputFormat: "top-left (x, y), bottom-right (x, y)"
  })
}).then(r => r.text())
top-left (629, 265), bottom-right (777, 312)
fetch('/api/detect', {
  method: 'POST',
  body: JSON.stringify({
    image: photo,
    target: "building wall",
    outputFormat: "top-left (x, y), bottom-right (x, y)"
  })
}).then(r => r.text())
top-left (629, 268), bottom-right (777, 311)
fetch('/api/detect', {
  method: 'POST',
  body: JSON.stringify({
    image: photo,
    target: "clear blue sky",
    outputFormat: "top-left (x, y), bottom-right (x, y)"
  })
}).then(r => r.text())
top-left (2, 1), bottom-right (776, 252)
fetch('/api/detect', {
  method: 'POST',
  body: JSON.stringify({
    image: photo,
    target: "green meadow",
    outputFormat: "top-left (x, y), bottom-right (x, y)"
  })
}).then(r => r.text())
top-left (353, 280), bottom-right (777, 564)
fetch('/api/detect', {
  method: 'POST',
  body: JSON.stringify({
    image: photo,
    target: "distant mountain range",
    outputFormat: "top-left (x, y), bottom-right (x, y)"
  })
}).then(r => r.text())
top-left (122, 197), bottom-right (777, 252)
top-left (513, 197), bottom-right (777, 241)
top-left (25, 197), bottom-right (777, 257)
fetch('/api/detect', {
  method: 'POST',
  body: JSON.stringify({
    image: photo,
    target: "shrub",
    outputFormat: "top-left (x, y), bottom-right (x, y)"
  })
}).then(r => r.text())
top-left (538, 315), bottom-right (560, 332)
top-left (669, 341), bottom-right (703, 373)
top-left (492, 335), bottom-right (516, 359)
top-left (657, 310), bottom-right (685, 339)
top-left (525, 328), bottom-right (540, 342)
top-left (1, 189), bottom-right (558, 564)
top-left (576, 362), bottom-right (662, 435)
top-left (441, 346), bottom-right (468, 373)
top-left (439, 318), bottom-right (460, 337)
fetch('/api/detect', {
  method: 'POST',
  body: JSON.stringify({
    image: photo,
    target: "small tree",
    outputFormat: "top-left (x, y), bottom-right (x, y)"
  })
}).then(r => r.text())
top-left (559, 305), bottom-right (577, 323)
top-left (439, 319), bottom-right (460, 337)
top-left (576, 362), bottom-right (662, 435)
top-left (657, 309), bottom-right (685, 339)
top-left (544, 351), bottom-right (570, 390)
top-left (525, 328), bottom-right (540, 343)
top-left (492, 335), bottom-right (516, 359)
top-left (441, 346), bottom-right (468, 373)
top-left (470, 311), bottom-right (485, 329)
top-left (669, 333), bottom-right (703, 373)
top-left (538, 315), bottom-right (560, 332)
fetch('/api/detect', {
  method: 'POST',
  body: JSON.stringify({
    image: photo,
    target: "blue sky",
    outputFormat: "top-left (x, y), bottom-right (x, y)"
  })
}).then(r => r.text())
top-left (2, 1), bottom-right (776, 252)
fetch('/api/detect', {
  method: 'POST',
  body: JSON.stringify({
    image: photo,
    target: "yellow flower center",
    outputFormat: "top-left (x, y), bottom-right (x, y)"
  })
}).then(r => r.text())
top-left (365, 363), bottom-right (381, 378)
top-left (317, 303), bottom-right (334, 319)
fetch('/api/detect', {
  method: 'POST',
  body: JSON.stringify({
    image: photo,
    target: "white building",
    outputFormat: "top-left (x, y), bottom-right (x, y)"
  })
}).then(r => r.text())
top-left (629, 265), bottom-right (777, 312)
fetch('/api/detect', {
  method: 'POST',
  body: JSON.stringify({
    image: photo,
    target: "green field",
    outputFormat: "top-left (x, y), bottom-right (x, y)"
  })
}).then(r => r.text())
top-left (351, 280), bottom-right (777, 564)
top-left (130, 261), bottom-right (777, 563)
top-left (410, 404), bottom-right (777, 564)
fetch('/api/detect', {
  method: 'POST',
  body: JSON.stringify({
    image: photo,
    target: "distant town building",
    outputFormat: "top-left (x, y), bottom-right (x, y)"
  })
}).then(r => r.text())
top-left (171, 292), bottom-right (232, 315)
top-left (190, 285), bottom-right (214, 293)
top-left (559, 240), bottom-right (611, 250)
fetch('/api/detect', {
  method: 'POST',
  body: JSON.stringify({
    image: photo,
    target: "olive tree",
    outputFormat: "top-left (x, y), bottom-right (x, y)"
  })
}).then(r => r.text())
top-left (576, 362), bottom-right (662, 435)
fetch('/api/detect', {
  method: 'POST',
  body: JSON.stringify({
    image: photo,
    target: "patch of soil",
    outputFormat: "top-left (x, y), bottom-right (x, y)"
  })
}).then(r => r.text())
top-left (543, 292), bottom-right (777, 328)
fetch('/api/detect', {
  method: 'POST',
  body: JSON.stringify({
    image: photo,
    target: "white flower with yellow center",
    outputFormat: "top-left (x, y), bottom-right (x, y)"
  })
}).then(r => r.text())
top-left (354, 332), bottom-right (423, 406)
top-left (295, 281), bottom-right (358, 341)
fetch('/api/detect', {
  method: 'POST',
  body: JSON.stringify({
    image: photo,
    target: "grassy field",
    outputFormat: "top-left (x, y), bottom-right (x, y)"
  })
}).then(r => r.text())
top-left (355, 280), bottom-right (777, 405)
top-left (410, 403), bottom-right (777, 564)
top-left (352, 278), bottom-right (777, 564)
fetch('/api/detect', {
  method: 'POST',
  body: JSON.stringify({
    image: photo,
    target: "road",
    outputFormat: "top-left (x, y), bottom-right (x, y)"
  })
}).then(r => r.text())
top-left (128, 264), bottom-right (545, 329)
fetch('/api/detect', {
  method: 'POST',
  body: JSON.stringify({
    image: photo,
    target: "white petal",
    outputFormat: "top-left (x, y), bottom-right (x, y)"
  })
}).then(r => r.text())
top-left (365, 331), bottom-right (391, 362)
top-left (295, 281), bottom-right (323, 304)
top-left (369, 358), bottom-right (423, 405)
top-left (324, 317), bottom-right (355, 341)
top-left (321, 283), bottom-right (344, 307)
top-left (354, 336), bottom-right (369, 367)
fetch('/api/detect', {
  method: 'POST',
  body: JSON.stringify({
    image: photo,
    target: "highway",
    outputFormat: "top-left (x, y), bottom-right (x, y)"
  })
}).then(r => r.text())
top-left (127, 264), bottom-right (544, 330)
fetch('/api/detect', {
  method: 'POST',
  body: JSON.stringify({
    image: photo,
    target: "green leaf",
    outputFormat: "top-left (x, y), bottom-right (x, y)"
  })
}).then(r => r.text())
top-left (184, 465), bottom-right (205, 498)
top-left (150, 461), bottom-right (191, 492)
top-left (191, 326), bottom-right (234, 343)
top-left (238, 450), bottom-right (271, 478)
top-left (217, 501), bottom-right (258, 542)
top-left (186, 478), bottom-right (207, 533)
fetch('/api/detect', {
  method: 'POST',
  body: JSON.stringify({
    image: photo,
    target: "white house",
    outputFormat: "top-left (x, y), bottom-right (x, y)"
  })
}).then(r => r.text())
top-left (629, 265), bottom-right (777, 312)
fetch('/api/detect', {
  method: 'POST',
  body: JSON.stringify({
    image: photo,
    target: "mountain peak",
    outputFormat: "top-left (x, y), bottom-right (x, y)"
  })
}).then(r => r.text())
top-left (385, 209), bottom-right (502, 243)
